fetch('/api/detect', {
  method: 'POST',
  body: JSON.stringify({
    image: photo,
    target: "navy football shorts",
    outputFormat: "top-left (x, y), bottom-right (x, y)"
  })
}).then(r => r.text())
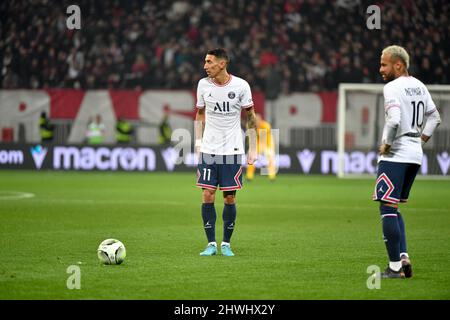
top-left (372, 161), bottom-right (420, 204)
top-left (196, 153), bottom-right (243, 191)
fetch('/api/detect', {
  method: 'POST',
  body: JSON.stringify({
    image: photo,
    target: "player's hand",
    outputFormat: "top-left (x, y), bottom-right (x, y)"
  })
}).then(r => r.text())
top-left (247, 151), bottom-right (257, 165)
top-left (421, 134), bottom-right (430, 147)
top-left (379, 143), bottom-right (391, 155)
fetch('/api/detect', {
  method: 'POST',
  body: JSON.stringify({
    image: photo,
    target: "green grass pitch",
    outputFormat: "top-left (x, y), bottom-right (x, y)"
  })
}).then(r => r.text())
top-left (1, 170), bottom-right (449, 299)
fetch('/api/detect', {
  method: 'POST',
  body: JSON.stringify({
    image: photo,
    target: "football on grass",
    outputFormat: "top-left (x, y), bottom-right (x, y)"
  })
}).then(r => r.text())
top-left (97, 239), bottom-right (126, 265)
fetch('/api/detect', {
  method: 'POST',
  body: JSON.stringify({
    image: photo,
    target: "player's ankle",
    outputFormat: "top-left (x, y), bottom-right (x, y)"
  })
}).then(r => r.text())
top-left (389, 261), bottom-right (402, 272)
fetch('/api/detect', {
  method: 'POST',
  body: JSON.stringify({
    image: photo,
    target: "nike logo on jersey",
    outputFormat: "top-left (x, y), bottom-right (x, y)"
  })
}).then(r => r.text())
top-left (205, 222), bottom-right (212, 229)
top-left (378, 186), bottom-right (385, 193)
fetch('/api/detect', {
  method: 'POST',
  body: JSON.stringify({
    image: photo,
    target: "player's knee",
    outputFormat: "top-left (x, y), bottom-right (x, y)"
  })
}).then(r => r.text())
top-left (379, 202), bottom-right (398, 216)
top-left (202, 189), bottom-right (216, 203)
top-left (223, 191), bottom-right (236, 204)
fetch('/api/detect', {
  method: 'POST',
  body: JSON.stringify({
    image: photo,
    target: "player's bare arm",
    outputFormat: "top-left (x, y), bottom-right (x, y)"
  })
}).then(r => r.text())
top-left (194, 108), bottom-right (205, 156)
top-left (246, 107), bottom-right (257, 165)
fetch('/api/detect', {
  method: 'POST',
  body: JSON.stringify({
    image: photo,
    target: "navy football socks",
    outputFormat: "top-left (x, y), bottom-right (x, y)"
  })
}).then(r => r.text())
top-left (397, 211), bottom-right (408, 255)
top-left (380, 204), bottom-right (401, 263)
top-left (201, 203), bottom-right (216, 243)
top-left (222, 204), bottom-right (236, 243)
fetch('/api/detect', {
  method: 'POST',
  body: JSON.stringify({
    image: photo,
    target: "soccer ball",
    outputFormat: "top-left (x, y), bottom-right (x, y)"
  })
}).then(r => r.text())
top-left (97, 239), bottom-right (126, 265)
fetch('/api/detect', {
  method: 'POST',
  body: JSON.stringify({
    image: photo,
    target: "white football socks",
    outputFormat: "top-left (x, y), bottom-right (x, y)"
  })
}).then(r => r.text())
top-left (389, 261), bottom-right (402, 272)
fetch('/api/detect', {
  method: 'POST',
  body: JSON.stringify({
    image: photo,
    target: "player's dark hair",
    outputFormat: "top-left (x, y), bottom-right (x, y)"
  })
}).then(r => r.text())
top-left (207, 48), bottom-right (229, 63)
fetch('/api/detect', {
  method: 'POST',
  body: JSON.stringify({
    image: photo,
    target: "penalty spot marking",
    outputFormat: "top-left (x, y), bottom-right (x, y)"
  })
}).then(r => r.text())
top-left (0, 191), bottom-right (35, 200)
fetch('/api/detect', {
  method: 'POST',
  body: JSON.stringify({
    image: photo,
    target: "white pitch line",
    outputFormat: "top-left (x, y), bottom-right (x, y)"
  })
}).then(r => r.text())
top-left (0, 191), bottom-right (35, 200)
top-left (16, 197), bottom-right (450, 213)
top-left (24, 198), bottom-right (187, 207)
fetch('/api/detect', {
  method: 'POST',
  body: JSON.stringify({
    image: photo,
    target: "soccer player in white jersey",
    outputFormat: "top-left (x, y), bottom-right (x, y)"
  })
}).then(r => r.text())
top-left (374, 45), bottom-right (441, 278)
top-left (194, 48), bottom-right (257, 257)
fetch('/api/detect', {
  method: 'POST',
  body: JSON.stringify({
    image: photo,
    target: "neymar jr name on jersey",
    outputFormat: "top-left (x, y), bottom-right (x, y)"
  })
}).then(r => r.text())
top-left (404, 87), bottom-right (425, 96)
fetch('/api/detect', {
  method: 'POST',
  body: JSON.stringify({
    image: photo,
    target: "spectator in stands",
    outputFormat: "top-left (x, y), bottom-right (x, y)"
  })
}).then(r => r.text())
top-left (1, 0), bottom-right (449, 91)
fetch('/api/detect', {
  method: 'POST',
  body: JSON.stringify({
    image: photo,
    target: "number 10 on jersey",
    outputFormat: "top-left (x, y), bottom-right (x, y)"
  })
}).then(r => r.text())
top-left (411, 101), bottom-right (424, 128)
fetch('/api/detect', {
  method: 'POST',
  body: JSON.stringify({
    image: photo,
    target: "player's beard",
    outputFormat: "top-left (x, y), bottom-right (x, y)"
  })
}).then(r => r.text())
top-left (383, 70), bottom-right (396, 82)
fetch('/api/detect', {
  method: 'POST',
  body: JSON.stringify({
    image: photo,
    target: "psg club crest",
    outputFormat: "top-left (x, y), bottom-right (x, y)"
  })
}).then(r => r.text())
top-left (228, 91), bottom-right (236, 99)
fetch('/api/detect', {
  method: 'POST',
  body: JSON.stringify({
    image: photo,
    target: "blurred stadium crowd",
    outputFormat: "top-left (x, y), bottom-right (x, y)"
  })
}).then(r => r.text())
top-left (1, 0), bottom-right (449, 93)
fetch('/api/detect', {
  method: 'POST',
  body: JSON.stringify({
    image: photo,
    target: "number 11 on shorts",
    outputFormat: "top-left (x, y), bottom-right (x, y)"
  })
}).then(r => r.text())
top-left (203, 168), bottom-right (211, 181)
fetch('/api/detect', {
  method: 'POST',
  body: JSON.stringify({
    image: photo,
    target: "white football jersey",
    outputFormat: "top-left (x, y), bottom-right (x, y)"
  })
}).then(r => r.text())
top-left (196, 75), bottom-right (254, 155)
top-left (380, 76), bottom-right (439, 164)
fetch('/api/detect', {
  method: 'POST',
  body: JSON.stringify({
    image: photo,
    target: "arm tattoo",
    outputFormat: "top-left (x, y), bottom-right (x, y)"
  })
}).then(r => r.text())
top-left (246, 108), bottom-right (257, 156)
top-left (246, 108), bottom-right (257, 130)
